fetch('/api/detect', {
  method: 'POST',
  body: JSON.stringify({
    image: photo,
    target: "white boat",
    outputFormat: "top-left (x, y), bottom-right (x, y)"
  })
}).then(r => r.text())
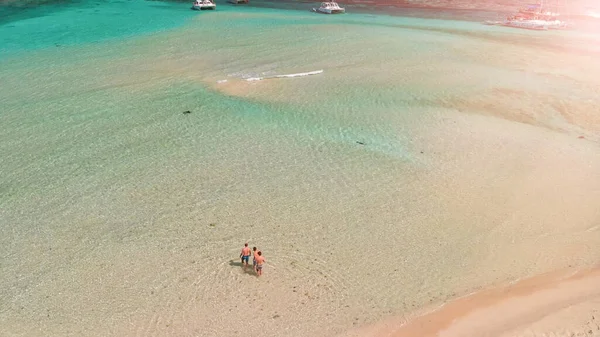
top-left (312, 2), bottom-right (345, 14)
top-left (503, 1), bottom-right (570, 30)
top-left (192, 0), bottom-right (216, 10)
top-left (502, 19), bottom-right (548, 30)
top-left (228, 0), bottom-right (249, 4)
top-left (484, 1), bottom-right (571, 30)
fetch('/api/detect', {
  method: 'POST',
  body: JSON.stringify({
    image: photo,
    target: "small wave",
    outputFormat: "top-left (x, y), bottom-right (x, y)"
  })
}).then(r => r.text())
top-left (246, 69), bottom-right (324, 82)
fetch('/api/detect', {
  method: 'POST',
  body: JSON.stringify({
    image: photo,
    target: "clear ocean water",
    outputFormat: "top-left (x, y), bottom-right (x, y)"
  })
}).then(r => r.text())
top-left (2, 1), bottom-right (599, 336)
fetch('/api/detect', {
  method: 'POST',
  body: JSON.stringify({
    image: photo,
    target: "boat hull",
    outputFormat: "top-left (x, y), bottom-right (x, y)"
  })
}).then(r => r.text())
top-left (192, 4), bottom-right (216, 10)
top-left (228, 0), bottom-right (249, 4)
top-left (484, 19), bottom-right (568, 30)
top-left (312, 8), bottom-right (345, 14)
top-left (502, 21), bottom-right (548, 30)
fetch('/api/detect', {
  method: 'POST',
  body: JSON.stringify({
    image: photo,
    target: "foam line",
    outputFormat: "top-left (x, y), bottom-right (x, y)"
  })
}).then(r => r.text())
top-left (246, 69), bottom-right (323, 81)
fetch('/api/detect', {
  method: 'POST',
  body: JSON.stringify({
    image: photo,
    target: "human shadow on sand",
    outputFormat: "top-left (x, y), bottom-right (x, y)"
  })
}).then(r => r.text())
top-left (228, 259), bottom-right (256, 276)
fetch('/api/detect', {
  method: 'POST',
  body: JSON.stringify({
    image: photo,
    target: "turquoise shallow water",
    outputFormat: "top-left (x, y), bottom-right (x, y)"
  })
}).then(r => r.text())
top-left (2, 1), bottom-right (600, 337)
top-left (0, 0), bottom-right (197, 56)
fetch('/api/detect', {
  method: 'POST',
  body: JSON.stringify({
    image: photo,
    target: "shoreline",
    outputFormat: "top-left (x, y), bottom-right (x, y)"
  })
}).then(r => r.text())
top-left (245, 0), bottom-right (506, 20)
top-left (339, 267), bottom-right (600, 337)
top-left (244, 0), bottom-right (600, 27)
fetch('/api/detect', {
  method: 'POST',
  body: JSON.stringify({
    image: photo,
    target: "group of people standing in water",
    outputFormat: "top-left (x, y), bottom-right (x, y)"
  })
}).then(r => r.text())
top-left (240, 243), bottom-right (265, 276)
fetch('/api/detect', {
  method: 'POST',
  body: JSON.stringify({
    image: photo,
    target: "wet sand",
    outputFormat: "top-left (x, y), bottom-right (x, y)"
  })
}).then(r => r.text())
top-left (339, 268), bottom-right (600, 337)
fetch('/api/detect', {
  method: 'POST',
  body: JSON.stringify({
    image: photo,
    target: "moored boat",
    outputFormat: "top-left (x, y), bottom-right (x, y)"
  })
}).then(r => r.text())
top-left (509, 1), bottom-right (569, 29)
top-left (484, 1), bottom-right (570, 30)
top-left (502, 20), bottom-right (548, 30)
top-left (312, 2), bottom-right (345, 14)
top-left (191, 0), bottom-right (216, 10)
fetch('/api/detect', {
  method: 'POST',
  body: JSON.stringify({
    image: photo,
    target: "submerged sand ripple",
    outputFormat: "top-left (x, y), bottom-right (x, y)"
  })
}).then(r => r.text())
top-left (1, 7), bottom-right (599, 337)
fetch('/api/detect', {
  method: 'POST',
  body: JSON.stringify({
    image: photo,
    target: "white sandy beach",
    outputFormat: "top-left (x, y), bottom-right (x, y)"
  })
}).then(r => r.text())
top-left (339, 268), bottom-right (600, 337)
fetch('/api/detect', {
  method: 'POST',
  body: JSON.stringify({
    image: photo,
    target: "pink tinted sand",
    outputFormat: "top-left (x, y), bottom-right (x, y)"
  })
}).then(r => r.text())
top-left (339, 268), bottom-right (600, 337)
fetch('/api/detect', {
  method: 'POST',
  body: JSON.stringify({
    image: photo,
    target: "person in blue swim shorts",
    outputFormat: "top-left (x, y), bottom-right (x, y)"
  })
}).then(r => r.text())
top-left (240, 243), bottom-right (251, 270)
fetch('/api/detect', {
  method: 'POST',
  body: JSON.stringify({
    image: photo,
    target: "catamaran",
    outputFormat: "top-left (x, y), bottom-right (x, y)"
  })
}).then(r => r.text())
top-left (191, 0), bottom-right (216, 10)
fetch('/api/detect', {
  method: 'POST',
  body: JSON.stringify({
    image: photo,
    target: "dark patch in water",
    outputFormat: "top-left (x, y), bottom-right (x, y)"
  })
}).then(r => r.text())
top-left (0, 0), bottom-right (84, 26)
